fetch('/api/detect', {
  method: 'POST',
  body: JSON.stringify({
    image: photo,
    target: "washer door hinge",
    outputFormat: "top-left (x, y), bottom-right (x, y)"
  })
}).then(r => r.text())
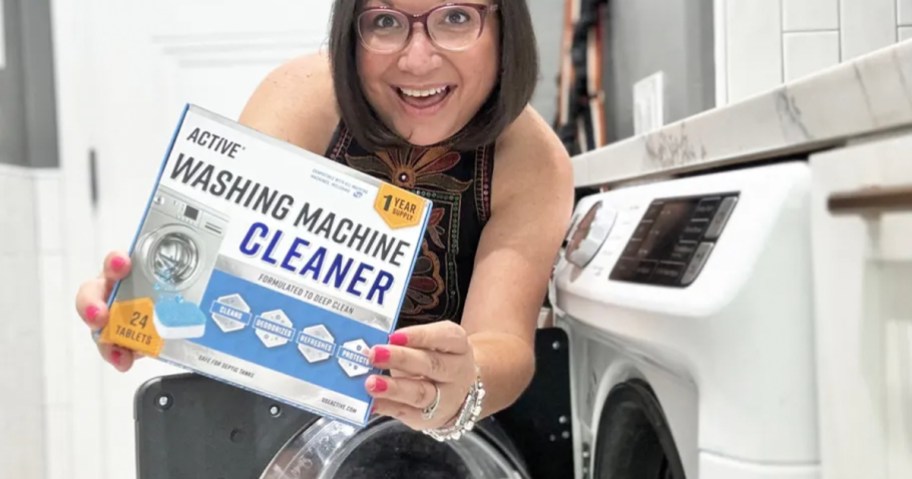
top-left (581, 441), bottom-right (591, 479)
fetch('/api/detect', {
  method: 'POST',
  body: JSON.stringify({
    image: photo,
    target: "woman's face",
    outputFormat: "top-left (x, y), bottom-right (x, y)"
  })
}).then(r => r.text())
top-left (356, 0), bottom-right (500, 146)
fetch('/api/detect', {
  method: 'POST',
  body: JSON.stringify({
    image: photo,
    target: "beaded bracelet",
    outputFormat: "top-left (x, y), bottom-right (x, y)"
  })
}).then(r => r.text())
top-left (422, 373), bottom-right (486, 442)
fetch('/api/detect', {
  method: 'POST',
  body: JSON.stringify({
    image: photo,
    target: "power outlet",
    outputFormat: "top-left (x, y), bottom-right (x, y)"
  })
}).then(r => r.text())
top-left (633, 71), bottom-right (665, 136)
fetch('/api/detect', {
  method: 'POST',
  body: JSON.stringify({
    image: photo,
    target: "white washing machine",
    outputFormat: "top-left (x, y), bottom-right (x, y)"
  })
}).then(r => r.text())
top-left (551, 161), bottom-right (820, 479)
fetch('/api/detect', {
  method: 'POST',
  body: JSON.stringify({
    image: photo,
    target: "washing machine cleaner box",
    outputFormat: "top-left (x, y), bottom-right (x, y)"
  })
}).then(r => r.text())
top-left (100, 104), bottom-right (432, 426)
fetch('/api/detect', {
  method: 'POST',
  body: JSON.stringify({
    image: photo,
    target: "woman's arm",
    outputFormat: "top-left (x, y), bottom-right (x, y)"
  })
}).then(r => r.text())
top-left (238, 51), bottom-right (339, 153)
top-left (461, 106), bottom-right (575, 415)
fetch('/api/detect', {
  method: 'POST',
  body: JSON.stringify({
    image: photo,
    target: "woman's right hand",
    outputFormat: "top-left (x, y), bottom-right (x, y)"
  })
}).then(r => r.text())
top-left (75, 251), bottom-right (138, 372)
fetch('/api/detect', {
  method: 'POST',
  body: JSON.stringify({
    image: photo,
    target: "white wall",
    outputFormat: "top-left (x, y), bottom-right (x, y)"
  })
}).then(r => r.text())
top-left (529, 1), bottom-right (564, 125)
top-left (0, 166), bottom-right (66, 477)
top-left (719, 0), bottom-right (911, 104)
top-left (0, 166), bottom-right (43, 478)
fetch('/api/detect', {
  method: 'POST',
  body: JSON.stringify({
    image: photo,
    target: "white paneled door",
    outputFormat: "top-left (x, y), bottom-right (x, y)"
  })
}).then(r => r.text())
top-left (54, 1), bottom-right (332, 478)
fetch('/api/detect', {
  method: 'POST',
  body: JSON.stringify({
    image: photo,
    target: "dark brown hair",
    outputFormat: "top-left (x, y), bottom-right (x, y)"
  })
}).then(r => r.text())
top-left (328, 0), bottom-right (539, 151)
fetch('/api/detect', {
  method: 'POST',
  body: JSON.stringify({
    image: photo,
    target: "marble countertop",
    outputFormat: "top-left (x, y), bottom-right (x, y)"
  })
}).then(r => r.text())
top-left (572, 40), bottom-right (912, 187)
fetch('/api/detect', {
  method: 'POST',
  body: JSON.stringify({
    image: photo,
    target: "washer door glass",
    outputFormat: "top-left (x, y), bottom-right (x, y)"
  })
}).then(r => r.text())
top-left (142, 227), bottom-right (200, 290)
top-left (260, 418), bottom-right (520, 479)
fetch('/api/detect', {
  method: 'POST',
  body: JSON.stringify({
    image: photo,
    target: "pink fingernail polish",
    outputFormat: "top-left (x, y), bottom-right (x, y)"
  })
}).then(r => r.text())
top-left (373, 346), bottom-right (390, 363)
top-left (111, 256), bottom-right (126, 271)
top-left (389, 332), bottom-right (408, 346)
top-left (111, 349), bottom-right (122, 366)
top-left (371, 377), bottom-right (388, 393)
top-left (86, 306), bottom-right (100, 322)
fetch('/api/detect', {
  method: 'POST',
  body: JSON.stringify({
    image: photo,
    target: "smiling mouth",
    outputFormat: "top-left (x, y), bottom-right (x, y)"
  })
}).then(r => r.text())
top-left (395, 85), bottom-right (454, 110)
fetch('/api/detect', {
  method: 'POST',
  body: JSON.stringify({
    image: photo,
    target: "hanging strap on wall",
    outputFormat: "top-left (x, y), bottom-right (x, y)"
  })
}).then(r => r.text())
top-left (554, 0), bottom-right (608, 156)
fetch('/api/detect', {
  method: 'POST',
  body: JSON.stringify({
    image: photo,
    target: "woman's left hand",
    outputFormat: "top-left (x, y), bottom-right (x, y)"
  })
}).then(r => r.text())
top-left (366, 320), bottom-right (477, 430)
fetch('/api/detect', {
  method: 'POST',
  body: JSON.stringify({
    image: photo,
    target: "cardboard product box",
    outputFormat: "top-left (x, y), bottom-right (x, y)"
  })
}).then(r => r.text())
top-left (99, 104), bottom-right (431, 426)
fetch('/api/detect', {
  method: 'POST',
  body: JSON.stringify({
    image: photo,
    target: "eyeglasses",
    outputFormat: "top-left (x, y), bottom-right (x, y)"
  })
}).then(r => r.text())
top-left (357, 3), bottom-right (499, 53)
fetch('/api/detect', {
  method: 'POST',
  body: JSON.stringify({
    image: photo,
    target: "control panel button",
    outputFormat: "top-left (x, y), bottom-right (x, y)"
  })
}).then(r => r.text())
top-left (633, 260), bottom-right (658, 281)
top-left (566, 201), bottom-right (617, 268)
top-left (680, 220), bottom-right (708, 243)
top-left (623, 239), bottom-right (643, 258)
top-left (692, 197), bottom-right (721, 221)
top-left (652, 261), bottom-right (687, 285)
top-left (681, 242), bottom-right (714, 286)
top-left (642, 202), bottom-right (664, 221)
top-left (704, 196), bottom-right (738, 240)
top-left (610, 258), bottom-right (640, 281)
top-left (631, 221), bottom-right (654, 241)
top-left (669, 243), bottom-right (698, 262)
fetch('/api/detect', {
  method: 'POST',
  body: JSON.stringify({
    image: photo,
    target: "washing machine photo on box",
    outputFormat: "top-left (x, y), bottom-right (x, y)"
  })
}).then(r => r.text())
top-left (552, 162), bottom-right (819, 479)
top-left (117, 184), bottom-right (230, 340)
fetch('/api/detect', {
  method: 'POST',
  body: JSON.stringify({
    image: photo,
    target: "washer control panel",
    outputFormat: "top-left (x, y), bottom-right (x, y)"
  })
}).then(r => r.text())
top-left (153, 191), bottom-right (226, 236)
top-left (609, 193), bottom-right (739, 287)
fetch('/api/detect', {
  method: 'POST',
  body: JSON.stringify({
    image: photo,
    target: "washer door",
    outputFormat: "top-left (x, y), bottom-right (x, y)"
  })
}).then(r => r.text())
top-left (138, 223), bottom-right (202, 292)
top-left (593, 380), bottom-right (686, 479)
top-left (260, 417), bottom-right (522, 479)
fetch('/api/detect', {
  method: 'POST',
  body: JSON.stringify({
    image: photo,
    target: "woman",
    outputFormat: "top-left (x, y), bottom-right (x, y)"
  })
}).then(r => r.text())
top-left (75, 0), bottom-right (572, 439)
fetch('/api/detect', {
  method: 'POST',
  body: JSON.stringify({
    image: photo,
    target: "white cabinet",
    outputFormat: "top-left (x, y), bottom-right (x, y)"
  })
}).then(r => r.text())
top-left (810, 131), bottom-right (912, 479)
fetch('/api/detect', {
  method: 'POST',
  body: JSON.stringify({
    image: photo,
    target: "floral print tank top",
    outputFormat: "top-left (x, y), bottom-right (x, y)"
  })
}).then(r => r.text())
top-left (325, 123), bottom-right (495, 328)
